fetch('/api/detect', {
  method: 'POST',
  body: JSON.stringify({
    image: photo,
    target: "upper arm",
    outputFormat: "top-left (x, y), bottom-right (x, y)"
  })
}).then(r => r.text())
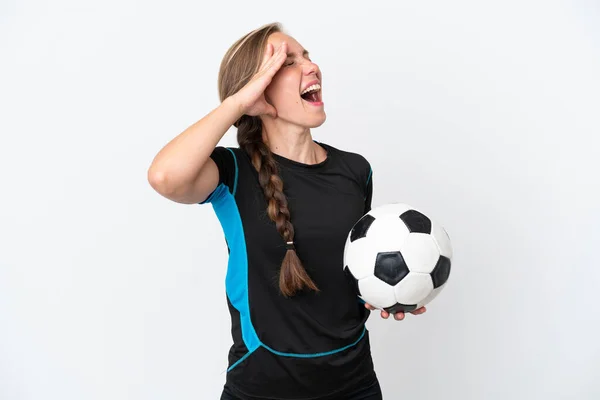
top-left (188, 157), bottom-right (220, 204)
top-left (151, 146), bottom-right (237, 205)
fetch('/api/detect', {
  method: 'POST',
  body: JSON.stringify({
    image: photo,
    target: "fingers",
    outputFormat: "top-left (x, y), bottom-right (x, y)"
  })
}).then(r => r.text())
top-left (410, 306), bottom-right (427, 315)
top-left (364, 303), bottom-right (426, 320)
top-left (365, 304), bottom-right (392, 319)
top-left (265, 42), bottom-right (274, 58)
top-left (259, 43), bottom-right (274, 69)
top-left (259, 42), bottom-right (287, 76)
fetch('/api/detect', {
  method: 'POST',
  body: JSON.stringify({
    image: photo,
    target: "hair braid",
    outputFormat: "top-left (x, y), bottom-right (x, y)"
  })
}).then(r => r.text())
top-left (237, 116), bottom-right (319, 297)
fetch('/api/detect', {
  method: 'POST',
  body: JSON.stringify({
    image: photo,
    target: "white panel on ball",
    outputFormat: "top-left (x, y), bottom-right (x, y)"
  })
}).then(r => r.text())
top-left (357, 276), bottom-right (396, 309)
top-left (393, 272), bottom-right (434, 305)
top-left (431, 223), bottom-right (453, 259)
top-left (416, 284), bottom-right (446, 309)
top-left (400, 233), bottom-right (440, 274)
top-left (363, 215), bottom-right (411, 253)
top-left (343, 236), bottom-right (377, 280)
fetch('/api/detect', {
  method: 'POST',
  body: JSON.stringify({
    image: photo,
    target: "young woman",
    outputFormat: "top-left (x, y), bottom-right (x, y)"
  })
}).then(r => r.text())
top-left (148, 22), bottom-right (426, 400)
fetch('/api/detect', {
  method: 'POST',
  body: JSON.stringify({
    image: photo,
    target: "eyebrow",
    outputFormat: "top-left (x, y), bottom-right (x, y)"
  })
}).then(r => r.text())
top-left (287, 49), bottom-right (310, 58)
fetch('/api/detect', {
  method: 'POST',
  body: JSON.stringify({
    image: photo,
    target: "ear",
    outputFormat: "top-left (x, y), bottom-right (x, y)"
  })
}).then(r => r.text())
top-left (261, 94), bottom-right (278, 120)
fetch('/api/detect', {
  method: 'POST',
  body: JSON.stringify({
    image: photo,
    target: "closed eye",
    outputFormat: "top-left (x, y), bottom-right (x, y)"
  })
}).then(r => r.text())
top-left (285, 49), bottom-right (311, 66)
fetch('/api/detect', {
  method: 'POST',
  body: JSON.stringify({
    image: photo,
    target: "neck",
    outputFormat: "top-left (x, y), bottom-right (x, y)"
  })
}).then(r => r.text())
top-left (261, 121), bottom-right (323, 165)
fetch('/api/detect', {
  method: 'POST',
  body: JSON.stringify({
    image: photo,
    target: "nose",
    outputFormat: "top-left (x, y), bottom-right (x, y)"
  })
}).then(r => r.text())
top-left (304, 60), bottom-right (320, 77)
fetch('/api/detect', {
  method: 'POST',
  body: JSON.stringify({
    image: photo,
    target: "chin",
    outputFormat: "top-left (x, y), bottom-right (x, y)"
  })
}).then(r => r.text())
top-left (311, 115), bottom-right (327, 128)
top-left (280, 110), bottom-right (327, 129)
top-left (303, 113), bottom-right (327, 129)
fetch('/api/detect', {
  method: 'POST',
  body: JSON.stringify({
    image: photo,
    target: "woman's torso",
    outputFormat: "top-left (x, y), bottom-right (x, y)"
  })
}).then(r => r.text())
top-left (203, 141), bottom-right (376, 399)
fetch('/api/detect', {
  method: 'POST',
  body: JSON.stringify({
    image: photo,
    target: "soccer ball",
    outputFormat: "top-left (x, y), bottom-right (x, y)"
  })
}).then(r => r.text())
top-left (343, 203), bottom-right (453, 313)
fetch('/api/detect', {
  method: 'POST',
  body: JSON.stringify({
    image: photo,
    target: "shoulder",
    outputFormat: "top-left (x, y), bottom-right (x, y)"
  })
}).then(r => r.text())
top-left (212, 146), bottom-right (244, 158)
top-left (209, 146), bottom-right (248, 169)
top-left (318, 141), bottom-right (372, 180)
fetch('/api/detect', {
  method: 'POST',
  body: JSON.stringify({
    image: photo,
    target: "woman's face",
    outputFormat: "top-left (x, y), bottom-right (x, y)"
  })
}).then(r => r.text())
top-left (263, 32), bottom-right (326, 129)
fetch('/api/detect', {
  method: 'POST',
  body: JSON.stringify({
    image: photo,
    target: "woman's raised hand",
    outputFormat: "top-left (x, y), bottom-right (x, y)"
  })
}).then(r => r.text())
top-left (229, 42), bottom-right (288, 119)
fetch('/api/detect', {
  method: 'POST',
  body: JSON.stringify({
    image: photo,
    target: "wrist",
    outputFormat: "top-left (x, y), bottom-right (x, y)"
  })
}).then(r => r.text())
top-left (222, 95), bottom-right (244, 120)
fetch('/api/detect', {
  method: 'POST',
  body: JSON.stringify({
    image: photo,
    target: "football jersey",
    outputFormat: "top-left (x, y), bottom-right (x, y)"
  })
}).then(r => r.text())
top-left (200, 140), bottom-right (376, 399)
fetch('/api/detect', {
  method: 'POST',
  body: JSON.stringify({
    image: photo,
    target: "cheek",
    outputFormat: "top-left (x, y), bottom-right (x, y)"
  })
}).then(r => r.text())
top-left (266, 74), bottom-right (300, 105)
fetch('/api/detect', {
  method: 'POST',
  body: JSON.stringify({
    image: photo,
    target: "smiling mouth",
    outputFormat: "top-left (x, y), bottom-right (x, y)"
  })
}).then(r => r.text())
top-left (300, 83), bottom-right (322, 103)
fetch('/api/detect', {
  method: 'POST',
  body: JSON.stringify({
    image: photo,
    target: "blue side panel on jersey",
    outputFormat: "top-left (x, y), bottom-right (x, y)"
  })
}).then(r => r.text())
top-left (207, 183), bottom-right (261, 370)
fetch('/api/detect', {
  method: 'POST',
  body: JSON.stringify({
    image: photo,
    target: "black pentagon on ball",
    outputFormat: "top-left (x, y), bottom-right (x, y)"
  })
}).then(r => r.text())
top-left (374, 251), bottom-right (410, 286)
top-left (344, 266), bottom-right (361, 296)
top-left (400, 209), bottom-right (432, 234)
top-left (384, 303), bottom-right (417, 314)
top-left (350, 214), bottom-right (376, 242)
top-left (431, 255), bottom-right (451, 288)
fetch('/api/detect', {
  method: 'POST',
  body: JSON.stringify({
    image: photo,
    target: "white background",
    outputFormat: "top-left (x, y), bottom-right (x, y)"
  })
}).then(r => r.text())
top-left (1, 0), bottom-right (599, 399)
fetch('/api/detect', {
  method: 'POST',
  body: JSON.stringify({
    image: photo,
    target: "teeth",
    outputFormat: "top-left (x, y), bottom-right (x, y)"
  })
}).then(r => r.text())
top-left (301, 83), bottom-right (321, 95)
